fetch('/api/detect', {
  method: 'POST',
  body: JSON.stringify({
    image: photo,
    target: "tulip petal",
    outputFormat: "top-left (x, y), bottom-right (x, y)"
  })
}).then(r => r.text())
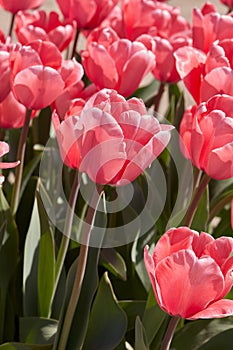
top-left (189, 299), bottom-right (233, 319)
top-left (207, 142), bottom-right (233, 180)
top-left (155, 250), bottom-right (224, 318)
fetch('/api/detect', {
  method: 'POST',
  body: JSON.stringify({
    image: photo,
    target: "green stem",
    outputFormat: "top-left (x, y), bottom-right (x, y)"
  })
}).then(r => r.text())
top-left (56, 185), bottom-right (104, 350)
top-left (160, 316), bottom-right (180, 350)
top-left (71, 29), bottom-right (80, 59)
top-left (11, 109), bottom-right (32, 215)
top-left (8, 13), bottom-right (15, 37)
top-left (208, 192), bottom-right (233, 223)
top-left (184, 173), bottom-right (211, 227)
top-left (51, 171), bottom-right (80, 314)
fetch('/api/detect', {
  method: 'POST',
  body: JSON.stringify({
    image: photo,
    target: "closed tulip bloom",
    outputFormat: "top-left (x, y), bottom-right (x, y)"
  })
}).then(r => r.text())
top-left (10, 40), bottom-right (83, 110)
top-left (15, 10), bottom-right (76, 52)
top-left (53, 89), bottom-right (173, 186)
top-left (180, 94), bottom-right (233, 180)
top-left (56, 0), bottom-right (118, 30)
top-left (81, 27), bottom-right (155, 97)
top-left (0, 0), bottom-right (44, 14)
top-left (0, 142), bottom-right (20, 185)
top-left (144, 227), bottom-right (233, 320)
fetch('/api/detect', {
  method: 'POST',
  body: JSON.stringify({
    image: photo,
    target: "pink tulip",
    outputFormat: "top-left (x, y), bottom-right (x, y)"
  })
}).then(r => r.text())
top-left (0, 92), bottom-right (28, 129)
top-left (0, 0), bottom-right (44, 14)
top-left (192, 3), bottom-right (233, 53)
top-left (0, 142), bottom-right (19, 185)
top-left (122, 0), bottom-right (190, 41)
top-left (81, 27), bottom-right (155, 97)
top-left (180, 94), bottom-right (233, 180)
top-left (10, 40), bottom-right (83, 110)
top-left (221, 0), bottom-right (233, 9)
top-left (56, 0), bottom-right (118, 30)
top-left (144, 227), bottom-right (233, 320)
top-left (53, 89), bottom-right (173, 186)
top-left (15, 10), bottom-right (76, 52)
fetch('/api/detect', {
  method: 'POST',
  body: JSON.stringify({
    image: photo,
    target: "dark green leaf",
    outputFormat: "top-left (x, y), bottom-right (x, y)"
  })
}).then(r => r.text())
top-left (0, 343), bottom-right (52, 350)
top-left (191, 187), bottom-right (209, 231)
top-left (82, 272), bottom-right (128, 350)
top-left (135, 316), bottom-right (149, 350)
top-left (100, 248), bottom-right (127, 281)
top-left (19, 317), bottom-right (58, 345)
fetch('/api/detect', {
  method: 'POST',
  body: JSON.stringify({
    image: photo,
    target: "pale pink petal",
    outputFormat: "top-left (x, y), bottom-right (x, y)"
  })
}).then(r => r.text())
top-left (13, 66), bottom-right (65, 109)
top-left (155, 250), bottom-right (224, 318)
top-left (0, 141), bottom-right (9, 157)
top-left (189, 299), bottom-right (233, 319)
top-left (201, 67), bottom-right (233, 102)
top-left (204, 236), bottom-right (233, 269)
top-left (207, 143), bottom-right (233, 180)
top-left (153, 227), bottom-right (198, 265)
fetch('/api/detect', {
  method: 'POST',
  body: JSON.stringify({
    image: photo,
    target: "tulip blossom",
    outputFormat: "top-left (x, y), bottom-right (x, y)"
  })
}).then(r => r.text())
top-left (53, 89), bottom-right (173, 186)
top-left (179, 94), bottom-right (233, 180)
top-left (0, 92), bottom-right (28, 129)
top-left (10, 40), bottom-right (83, 110)
top-left (122, 0), bottom-right (190, 41)
top-left (221, 0), bottom-right (233, 9)
top-left (0, 0), bottom-right (44, 14)
top-left (192, 3), bottom-right (233, 53)
top-left (15, 10), bottom-right (76, 52)
top-left (144, 227), bottom-right (233, 320)
top-left (56, 0), bottom-right (118, 30)
top-left (0, 142), bottom-right (19, 185)
top-left (175, 39), bottom-right (233, 103)
top-left (81, 27), bottom-right (155, 97)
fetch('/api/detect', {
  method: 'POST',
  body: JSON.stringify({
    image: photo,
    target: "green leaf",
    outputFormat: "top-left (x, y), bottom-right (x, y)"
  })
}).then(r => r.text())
top-left (135, 316), bottom-right (149, 350)
top-left (82, 272), bottom-right (127, 350)
top-left (36, 192), bottom-right (55, 318)
top-left (0, 189), bottom-right (19, 289)
top-left (197, 328), bottom-right (233, 350)
top-left (142, 304), bottom-right (166, 345)
top-left (132, 79), bottom-right (160, 103)
top-left (20, 153), bottom-right (42, 203)
top-left (191, 187), bottom-right (209, 231)
top-left (119, 300), bottom-right (146, 331)
top-left (19, 317), bottom-right (58, 345)
top-left (173, 318), bottom-right (233, 350)
top-left (0, 343), bottom-right (52, 350)
top-left (23, 186), bottom-right (40, 316)
top-left (100, 248), bottom-right (127, 281)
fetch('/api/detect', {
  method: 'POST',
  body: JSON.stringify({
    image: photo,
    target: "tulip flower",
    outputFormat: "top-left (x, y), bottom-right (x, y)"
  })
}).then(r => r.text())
top-left (0, 92), bottom-right (28, 129)
top-left (0, 142), bottom-right (19, 185)
top-left (0, 0), bottom-right (44, 14)
top-left (56, 0), bottom-right (118, 30)
top-left (122, 0), bottom-right (190, 41)
top-left (192, 3), bottom-right (233, 53)
top-left (10, 40), bottom-right (83, 110)
top-left (144, 227), bottom-right (233, 320)
top-left (221, 0), bottom-right (233, 9)
top-left (15, 10), bottom-right (76, 52)
top-left (179, 94), bottom-right (233, 180)
top-left (53, 89), bottom-right (173, 186)
top-left (81, 27), bottom-right (155, 97)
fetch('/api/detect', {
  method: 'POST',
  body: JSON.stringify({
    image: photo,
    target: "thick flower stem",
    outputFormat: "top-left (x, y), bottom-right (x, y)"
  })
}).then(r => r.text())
top-left (8, 13), bottom-right (15, 37)
top-left (160, 316), bottom-right (180, 350)
top-left (184, 173), bottom-right (211, 227)
top-left (11, 108), bottom-right (32, 215)
top-left (71, 29), bottom-right (80, 59)
top-left (51, 171), bottom-right (80, 313)
top-left (55, 184), bottom-right (104, 350)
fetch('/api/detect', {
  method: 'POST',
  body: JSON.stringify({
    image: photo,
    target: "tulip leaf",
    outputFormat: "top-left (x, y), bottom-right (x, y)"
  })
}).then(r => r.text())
top-left (100, 248), bottom-right (127, 281)
top-left (191, 187), bottom-right (209, 231)
top-left (197, 328), bottom-right (233, 349)
top-left (82, 272), bottom-right (127, 350)
top-left (142, 304), bottom-right (166, 345)
top-left (132, 79), bottom-right (160, 104)
top-left (0, 344), bottom-right (52, 350)
top-left (36, 192), bottom-right (55, 318)
top-left (173, 318), bottom-right (233, 350)
top-left (119, 300), bottom-right (146, 331)
top-left (19, 317), bottom-right (58, 345)
top-left (0, 188), bottom-right (19, 289)
top-left (135, 316), bottom-right (149, 350)
top-left (20, 153), bottom-right (42, 203)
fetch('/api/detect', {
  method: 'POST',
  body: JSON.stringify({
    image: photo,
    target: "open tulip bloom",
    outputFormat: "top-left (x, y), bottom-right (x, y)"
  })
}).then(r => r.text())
top-left (144, 227), bottom-right (233, 320)
top-left (0, 1), bottom-right (233, 350)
